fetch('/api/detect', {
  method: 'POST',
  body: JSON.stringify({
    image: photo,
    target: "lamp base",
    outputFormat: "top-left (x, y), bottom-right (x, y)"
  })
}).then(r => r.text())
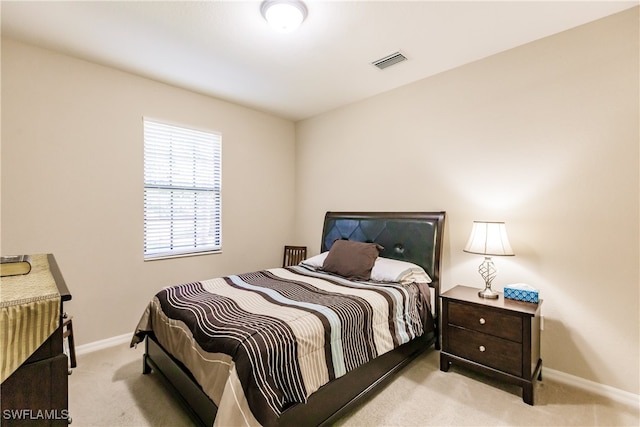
top-left (478, 287), bottom-right (500, 299)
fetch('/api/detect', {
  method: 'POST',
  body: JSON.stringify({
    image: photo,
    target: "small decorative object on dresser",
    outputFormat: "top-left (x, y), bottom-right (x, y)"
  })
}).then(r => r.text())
top-left (463, 221), bottom-right (515, 299)
top-left (0, 254), bottom-right (32, 277)
top-left (440, 285), bottom-right (542, 405)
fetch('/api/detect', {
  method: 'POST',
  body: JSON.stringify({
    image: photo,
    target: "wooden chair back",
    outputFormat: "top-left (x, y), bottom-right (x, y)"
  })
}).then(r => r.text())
top-left (283, 246), bottom-right (307, 267)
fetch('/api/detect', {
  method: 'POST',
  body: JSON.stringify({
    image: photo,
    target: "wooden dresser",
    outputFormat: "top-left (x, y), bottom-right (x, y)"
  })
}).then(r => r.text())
top-left (1, 254), bottom-right (72, 426)
top-left (440, 285), bottom-right (542, 405)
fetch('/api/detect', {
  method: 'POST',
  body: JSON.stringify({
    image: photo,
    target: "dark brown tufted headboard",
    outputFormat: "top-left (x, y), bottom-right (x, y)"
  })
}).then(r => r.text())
top-left (321, 211), bottom-right (446, 286)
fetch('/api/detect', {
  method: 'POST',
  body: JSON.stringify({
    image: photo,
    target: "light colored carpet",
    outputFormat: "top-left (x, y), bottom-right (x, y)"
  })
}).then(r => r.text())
top-left (69, 344), bottom-right (639, 426)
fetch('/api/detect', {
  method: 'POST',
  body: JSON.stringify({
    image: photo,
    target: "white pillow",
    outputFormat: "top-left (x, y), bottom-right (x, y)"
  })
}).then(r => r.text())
top-left (301, 253), bottom-right (431, 284)
top-left (300, 252), bottom-right (328, 269)
top-left (370, 257), bottom-right (432, 284)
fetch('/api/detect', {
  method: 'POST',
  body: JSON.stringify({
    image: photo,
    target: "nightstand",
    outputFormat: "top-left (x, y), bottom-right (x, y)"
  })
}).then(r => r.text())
top-left (440, 285), bottom-right (542, 405)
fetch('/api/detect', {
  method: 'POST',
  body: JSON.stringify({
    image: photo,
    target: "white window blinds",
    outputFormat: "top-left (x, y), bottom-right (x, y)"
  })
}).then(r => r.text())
top-left (143, 119), bottom-right (222, 259)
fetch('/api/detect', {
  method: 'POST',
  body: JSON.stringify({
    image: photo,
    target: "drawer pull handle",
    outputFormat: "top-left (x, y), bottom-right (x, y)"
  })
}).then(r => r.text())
top-left (479, 345), bottom-right (486, 352)
top-left (479, 317), bottom-right (486, 325)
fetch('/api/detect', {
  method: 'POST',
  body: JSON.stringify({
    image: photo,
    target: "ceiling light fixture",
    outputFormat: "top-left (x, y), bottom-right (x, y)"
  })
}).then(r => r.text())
top-left (261, 0), bottom-right (308, 33)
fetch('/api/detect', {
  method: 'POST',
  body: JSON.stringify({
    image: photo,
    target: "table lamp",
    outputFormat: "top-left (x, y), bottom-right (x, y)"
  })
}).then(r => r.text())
top-left (464, 221), bottom-right (514, 299)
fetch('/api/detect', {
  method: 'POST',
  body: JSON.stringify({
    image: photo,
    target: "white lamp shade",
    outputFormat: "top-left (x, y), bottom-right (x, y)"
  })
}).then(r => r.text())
top-left (261, 0), bottom-right (307, 33)
top-left (464, 221), bottom-right (515, 256)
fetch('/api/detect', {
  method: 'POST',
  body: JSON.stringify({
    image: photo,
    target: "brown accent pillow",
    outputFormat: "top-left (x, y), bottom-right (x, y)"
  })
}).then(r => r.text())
top-left (321, 240), bottom-right (383, 280)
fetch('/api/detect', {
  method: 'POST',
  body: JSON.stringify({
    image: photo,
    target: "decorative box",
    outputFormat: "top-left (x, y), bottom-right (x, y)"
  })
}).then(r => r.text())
top-left (504, 284), bottom-right (539, 303)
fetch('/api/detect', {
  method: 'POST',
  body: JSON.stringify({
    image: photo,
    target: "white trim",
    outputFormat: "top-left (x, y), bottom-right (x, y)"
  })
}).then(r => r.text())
top-left (74, 333), bottom-right (640, 409)
top-left (75, 333), bottom-right (131, 356)
top-left (544, 367), bottom-right (640, 408)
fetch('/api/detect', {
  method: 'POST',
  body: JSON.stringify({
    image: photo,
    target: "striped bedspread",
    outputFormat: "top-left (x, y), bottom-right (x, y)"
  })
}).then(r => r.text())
top-left (132, 266), bottom-right (432, 426)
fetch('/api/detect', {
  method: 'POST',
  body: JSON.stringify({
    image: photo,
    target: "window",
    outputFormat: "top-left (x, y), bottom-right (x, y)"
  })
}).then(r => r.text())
top-left (143, 119), bottom-right (222, 260)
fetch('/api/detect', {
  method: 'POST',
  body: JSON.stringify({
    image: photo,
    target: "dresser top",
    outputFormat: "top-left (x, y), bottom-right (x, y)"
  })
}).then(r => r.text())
top-left (441, 285), bottom-right (541, 316)
top-left (0, 254), bottom-right (71, 382)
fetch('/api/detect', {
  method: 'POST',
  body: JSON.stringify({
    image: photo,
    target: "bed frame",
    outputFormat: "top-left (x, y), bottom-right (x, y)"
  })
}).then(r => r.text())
top-left (142, 211), bottom-right (446, 426)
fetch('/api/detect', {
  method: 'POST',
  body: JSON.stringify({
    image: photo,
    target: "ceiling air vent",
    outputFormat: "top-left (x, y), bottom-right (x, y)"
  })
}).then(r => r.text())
top-left (372, 52), bottom-right (407, 70)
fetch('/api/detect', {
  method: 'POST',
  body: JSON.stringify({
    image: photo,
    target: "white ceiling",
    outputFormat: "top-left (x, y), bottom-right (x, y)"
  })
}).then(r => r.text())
top-left (2, 1), bottom-right (637, 121)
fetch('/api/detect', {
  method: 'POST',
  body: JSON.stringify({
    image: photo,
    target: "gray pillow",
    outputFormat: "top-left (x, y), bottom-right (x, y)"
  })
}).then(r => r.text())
top-left (322, 240), bottom-right (383, 280)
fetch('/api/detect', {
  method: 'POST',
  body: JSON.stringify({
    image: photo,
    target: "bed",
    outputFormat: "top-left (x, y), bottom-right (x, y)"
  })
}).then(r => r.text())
top-left (131, 211), bottom-right (445, 426)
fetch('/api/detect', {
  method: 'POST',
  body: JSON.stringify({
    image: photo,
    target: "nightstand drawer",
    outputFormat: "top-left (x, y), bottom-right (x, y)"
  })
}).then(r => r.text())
top-left (448, 325), bottom-right (522, 377)
top-left (448, 301), bottom-right (522, 342)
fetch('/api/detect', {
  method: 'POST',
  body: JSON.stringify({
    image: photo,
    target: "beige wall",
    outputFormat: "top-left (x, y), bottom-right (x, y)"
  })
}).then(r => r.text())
top-left (1, 40), bottom-right (296, 346)
top-left (295, 8), bottom-right (639, 394)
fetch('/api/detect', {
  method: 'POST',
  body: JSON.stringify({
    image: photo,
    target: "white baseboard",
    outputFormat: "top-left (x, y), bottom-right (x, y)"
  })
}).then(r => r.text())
top-left (544, 367), bottom-right (640, 409)
top-left (75, 332), bottom-right (132, 356)
top-left (75, 334), bottom-right (640, 409)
